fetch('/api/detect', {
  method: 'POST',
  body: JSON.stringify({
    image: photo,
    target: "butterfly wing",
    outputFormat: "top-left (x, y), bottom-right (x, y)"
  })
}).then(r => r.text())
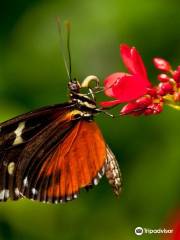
top-left (0, 103), bottom-right (74, 150)
top-left (0, 103), bottom-right (76, 201)
top-left (0, 103), bottom-right (122, 203)
top-left (16, 120), bottom-right (107, 203)
top-left (105, 145), bottom-right (122, 197)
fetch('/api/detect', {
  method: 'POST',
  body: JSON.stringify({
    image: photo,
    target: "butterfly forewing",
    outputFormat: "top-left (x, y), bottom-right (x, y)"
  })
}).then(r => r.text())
top-left (0, 103), bottom-right (75, 201)
top-left (0, 103), bottom-right (73, 150)
top-left (16, 116), bottom-right (77, 199)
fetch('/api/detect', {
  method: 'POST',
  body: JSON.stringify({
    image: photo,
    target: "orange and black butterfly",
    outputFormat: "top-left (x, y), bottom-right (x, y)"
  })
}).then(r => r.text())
top-left (0, 23), bottom-right (122, 204)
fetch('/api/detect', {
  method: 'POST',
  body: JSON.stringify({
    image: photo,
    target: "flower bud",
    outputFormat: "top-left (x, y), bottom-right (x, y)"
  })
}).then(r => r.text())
top-left (120, 102), bottom-right (138, 115)
top-left (153, 58), bottom-right (171, 72)
top-left (158, 82), bottom-right (174, 95)
top-left (145, 103), bottom-right (163, 115)
top-left (156, 87), bottom-right (165, 96)
top-left (157, 73), bottom-right (169, 82)
top-left (144, 108), bottom-right (154, 115)
top-left (173, 68), bottom-right (180, 83)
top-left (147, 87), bottom-right (157, 97)
top-left (162, 82), bottom-right (174, 94)
top-left (153, 103), bottom-right (163, 114)
top-left (136, 95), bottom-right (152, 107)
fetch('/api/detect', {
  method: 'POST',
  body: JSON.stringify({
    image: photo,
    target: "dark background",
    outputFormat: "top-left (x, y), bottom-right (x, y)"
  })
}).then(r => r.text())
top-left (0, 0), bottom-right (179, 240)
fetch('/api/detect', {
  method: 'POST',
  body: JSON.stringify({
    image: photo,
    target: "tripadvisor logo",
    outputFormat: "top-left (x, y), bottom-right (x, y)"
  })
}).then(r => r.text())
top-left (135, 227), bottom-right (143, 236)
top-left (135, 226), bottom-right (173, 236)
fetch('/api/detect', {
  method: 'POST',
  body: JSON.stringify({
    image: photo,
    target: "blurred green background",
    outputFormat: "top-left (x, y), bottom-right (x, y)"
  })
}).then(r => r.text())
top-left (0, 0), bottom-right (180, 240)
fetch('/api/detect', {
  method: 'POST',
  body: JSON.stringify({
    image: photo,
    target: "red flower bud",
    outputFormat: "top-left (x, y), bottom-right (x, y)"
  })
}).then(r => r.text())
top-left (144, 108), bottom-right (154, 115)
top-left (136, 95), bottom-right (152, 107)
top-left (162, 82), bottom-right (174, 94)
top-left (156, 88), bottom-right (165, 96)
top-left (146, 103), bottom-right (163, 115)
top-left (158, 82), bottom-right (174, 95)
top-left (173, 69), bottom-right (180, 83)
top-left (153, 103), bottom-right (163, 114)
top-left (153, 58), bottom-right (171, 72)
top-left (146, 87), bottom-right (157, 97)
top-left (157, 73), bottom-right (169, 82)
top-left (120, 102), bottom-right (139, 115)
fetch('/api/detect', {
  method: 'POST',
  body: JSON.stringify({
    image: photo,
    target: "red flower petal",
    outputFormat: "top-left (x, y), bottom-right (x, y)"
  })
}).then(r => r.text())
top-left (100, 99), bottom-right (122, 107)
top-left (112, 74), bottom-right (150, 102)
top-left (120, 44), bottom-right (150, 85)
top-left (104, 72), bottom-right (128, 97)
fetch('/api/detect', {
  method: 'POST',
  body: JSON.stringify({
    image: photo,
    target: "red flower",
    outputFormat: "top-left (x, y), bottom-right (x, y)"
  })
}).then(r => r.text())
top-left (101, 44), bottom-right (151, 107)
top-left (120, 96), bottom-right (163, 116)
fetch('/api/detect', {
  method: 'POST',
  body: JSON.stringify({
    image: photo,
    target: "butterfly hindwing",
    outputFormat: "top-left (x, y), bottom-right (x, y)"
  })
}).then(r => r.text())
top-left (105, 145), bottom-right (122, 197)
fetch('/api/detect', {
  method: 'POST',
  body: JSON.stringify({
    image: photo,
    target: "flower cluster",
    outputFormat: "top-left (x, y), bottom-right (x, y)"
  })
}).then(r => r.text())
top-left (100, 44), bottom-right (180, 116)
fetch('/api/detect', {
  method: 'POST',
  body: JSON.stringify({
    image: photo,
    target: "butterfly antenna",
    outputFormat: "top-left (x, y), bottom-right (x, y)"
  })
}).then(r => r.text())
top-left (56, 17), bottom-right (71, 81)
top-left (66, 21), bottom-right (72, 81)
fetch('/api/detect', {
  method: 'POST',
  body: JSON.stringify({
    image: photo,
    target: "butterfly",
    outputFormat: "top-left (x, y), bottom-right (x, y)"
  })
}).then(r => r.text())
top-left (0, 75), bottom-right (122, 203)
top-left (0, 21), bottom-right (122, 203)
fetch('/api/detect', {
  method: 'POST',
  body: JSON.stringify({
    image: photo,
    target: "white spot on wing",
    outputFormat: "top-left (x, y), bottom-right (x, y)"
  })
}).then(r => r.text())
top-left (15, 188), bottom-right (20, 196)
top-left (5, 190), bottom-right (9, 198)
top-left (32, 188), bottom-right (38, 195)
top-left (73, 193), bottom-right (78, 199)
top-left (13, 122), bottom-right (25, 145)
top-left (66, 196), bottom-right (71, 201)
top-left (0, 190), bottom-right (5, 200)
top-left (23, 177), bottom-right (28, 187)
top-left (98, 172), bottom-right (102, 179)
top-left (93, 178), bottom-right (98, 185)
top-left (0, 189), bottom-right (9, 200)
top-left (8, 162), bottom-right (15, 175)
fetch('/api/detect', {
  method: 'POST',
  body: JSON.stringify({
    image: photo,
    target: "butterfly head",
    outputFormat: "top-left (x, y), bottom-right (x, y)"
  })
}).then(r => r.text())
top-left (68, 79), bottom-right (81, 93)
top-left (68, 75), bottom-right (99, 92)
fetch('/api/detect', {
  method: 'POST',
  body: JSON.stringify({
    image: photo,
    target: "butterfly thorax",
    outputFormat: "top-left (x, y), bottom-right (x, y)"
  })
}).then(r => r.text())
top-left (68, 78), bottom-right (100, 119)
